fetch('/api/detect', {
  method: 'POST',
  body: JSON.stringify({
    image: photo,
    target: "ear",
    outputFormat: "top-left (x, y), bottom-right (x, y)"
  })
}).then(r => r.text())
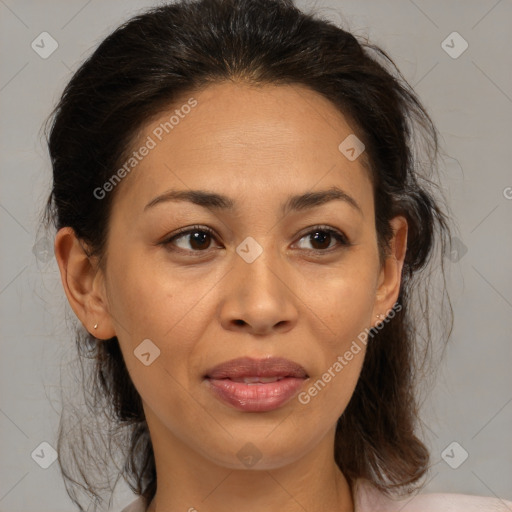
top-left (54, 227), bottom-right (116, 339)
top-left (372, 215), bottom-right (408, 325)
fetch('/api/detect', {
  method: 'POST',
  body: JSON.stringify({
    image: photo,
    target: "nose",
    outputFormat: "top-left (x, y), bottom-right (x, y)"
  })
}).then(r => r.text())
top-left (219, 242), bottom-right (299, 336)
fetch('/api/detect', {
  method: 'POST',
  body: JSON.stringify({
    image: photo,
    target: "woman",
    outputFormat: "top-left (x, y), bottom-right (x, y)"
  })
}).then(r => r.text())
top-left (44, 0), bottom-right (511, 510)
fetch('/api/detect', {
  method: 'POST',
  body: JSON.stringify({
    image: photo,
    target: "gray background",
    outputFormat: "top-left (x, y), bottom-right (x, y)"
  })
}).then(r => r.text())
top-left (1, 0), bottom-right (511, 510)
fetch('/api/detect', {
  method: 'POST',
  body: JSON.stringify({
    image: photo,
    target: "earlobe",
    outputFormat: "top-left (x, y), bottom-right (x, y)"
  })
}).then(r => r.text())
top-left (54, 227), bottom-right (116, 339)
top-left (373, 216), bottom-right (408, 323)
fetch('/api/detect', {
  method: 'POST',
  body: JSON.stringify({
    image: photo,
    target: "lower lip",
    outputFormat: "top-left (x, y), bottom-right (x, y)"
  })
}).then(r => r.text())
top-left (205, 377), bottom-right (306, 412)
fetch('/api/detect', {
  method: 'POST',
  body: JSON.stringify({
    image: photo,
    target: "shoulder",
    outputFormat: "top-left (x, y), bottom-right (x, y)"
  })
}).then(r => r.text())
top-left (353, 478), bottom-right (512, 512)
top-left (119, 484), bottom-right (512, 512)
top-left (120, 496), bottom-right (146, 512)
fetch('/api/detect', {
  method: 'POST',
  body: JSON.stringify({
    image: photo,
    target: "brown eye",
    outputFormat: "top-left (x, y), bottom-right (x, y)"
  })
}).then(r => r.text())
top-left (309, 230), bottom-right (332, 250)
top-left (181, 230), bottom-right (212, 250)
top-left (162, 226), bottom-right (218, 252)
top-left (296, 227), bottom-right (350, 252)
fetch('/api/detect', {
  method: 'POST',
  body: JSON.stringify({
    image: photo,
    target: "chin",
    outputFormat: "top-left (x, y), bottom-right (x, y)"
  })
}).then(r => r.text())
top-left (199, 433), bottom-right (314, 471)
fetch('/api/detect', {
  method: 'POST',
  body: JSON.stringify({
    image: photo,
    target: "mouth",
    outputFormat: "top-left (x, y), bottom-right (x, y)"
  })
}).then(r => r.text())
top-left (227, 376), bottom-right (287, 384)
top-left (203, 356), bottom-right (309, 412)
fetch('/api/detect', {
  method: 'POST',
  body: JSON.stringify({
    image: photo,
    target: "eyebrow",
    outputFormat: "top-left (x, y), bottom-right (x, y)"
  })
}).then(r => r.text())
top-left (143, 186), bottom-right (363, 216)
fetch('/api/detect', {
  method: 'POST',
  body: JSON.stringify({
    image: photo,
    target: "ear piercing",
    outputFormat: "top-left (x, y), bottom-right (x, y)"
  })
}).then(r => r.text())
top-left (94, 323), bottom-right (98, 329)
top-left (376, 314), bottom-right (384, 320)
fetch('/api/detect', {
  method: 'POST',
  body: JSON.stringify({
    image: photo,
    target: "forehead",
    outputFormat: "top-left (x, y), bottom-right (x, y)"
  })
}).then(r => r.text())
top-left (112, 81), bottom-right (373, 215)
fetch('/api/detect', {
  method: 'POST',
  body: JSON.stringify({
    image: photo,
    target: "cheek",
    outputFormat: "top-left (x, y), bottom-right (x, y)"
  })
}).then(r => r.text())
top-left (106, 259), bottom-right (203, 421)
top-left (295, 257), bottom-right (377, 405)
top-left (105, 246), bottom-right (192, 340)
top-left (296, 283), bottom-right (371, 427)
top-left (104, 249), bottom-right (211, 387)
top-left (302, 261), bottom-right (378, 346)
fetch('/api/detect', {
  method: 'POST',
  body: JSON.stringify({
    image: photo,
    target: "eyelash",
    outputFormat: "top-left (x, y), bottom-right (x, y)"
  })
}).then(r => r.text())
top-left (160, 224), bottom-right (351, 255)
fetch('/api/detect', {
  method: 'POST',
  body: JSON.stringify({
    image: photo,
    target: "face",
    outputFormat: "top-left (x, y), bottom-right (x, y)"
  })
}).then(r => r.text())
top-left (60, 81), bottom-right (406, 471)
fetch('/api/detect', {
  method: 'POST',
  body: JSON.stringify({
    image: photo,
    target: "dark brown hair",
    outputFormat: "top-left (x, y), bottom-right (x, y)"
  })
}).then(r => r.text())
top-left (43, 0), bottom-right (453, 509)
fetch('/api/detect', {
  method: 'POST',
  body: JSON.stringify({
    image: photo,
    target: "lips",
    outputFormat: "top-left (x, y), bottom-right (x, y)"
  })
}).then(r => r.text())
top-left (204, 356), bottom-right (308, 380)
top-left (204, 356), bottom-right (309, 412)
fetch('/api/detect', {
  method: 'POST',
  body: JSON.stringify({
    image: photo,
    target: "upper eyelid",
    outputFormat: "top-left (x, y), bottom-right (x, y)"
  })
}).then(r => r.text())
top-left (166, 224), bottom-right (349, 247)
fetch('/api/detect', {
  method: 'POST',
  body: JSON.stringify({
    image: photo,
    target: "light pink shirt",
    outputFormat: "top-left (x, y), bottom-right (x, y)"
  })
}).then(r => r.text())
top-left (120, 478), bottom-right (512, 511)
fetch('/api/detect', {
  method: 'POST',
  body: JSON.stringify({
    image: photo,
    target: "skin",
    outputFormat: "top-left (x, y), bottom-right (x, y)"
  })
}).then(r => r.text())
top-left (55, 81), bottom-right (407, 512)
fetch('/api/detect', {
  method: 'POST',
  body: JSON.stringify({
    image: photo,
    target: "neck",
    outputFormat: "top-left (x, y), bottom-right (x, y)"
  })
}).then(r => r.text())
top-left (143, 409), bottom-right (354, 512)
top-left (147, 467), bottom-right (353, 512)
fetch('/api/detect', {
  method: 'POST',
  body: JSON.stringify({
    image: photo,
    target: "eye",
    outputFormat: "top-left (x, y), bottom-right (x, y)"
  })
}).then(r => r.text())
top-left (295, 226), bottom-right (351, 252)
top-left (161, 225), bottom-right (219, 252)
top-left (160, 224), bottom-right (351, 255)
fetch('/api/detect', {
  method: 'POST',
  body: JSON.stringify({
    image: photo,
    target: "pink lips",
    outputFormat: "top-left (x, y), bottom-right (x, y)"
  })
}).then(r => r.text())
top-left (204, 356), bottom-right (308, 412)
